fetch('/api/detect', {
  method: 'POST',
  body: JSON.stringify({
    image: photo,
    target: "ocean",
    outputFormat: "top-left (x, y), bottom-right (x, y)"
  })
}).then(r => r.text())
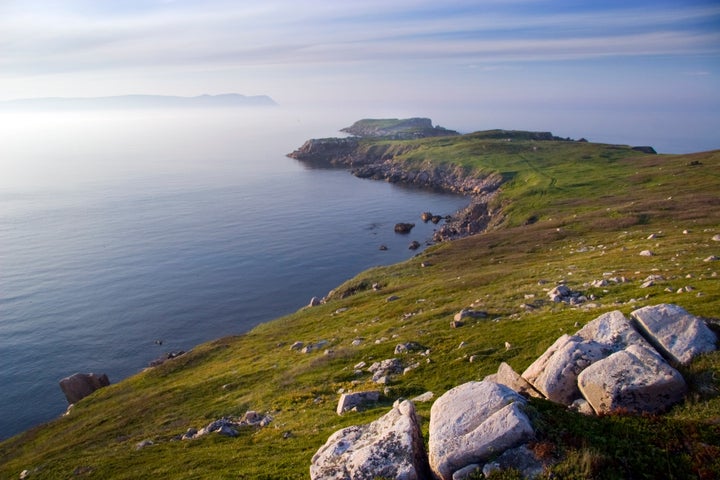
top-left (0, 108), bottom-right (468, 439)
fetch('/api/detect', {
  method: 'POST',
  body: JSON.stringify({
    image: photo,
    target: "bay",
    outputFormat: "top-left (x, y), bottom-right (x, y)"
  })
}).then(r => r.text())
top-left (0, 109), bottom-right (468, 439)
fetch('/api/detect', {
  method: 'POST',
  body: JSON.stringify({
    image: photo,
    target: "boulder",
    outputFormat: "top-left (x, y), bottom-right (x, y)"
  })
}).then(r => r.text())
top-left (428, 381), bottom-right (534, 480)
top-left (522, 334), bottom-right (607, 404)
top-left (481, 445), bottom-right (546, 479)
top-left (394, 342), bottom-right (426, 355)
top-left (630, 304), bottom-right (717, 365)
top-left (311, 400), bottom-right (430, 480)
top-left (59, 372), bottom-right (110, 404)
top-left (486, 362), bottom-right (542, 398)
top-left (453, 308), bottom-right (487, 322)
top-left (368, 358), bottom-right (403, 383)
top-left (578, 344), bottom-right (687, 414)
top-left (394, 223), bottom-right (415, 234)
top-left (575, 310), bottom-right (654, 353)
top-left (421, 212), bottom-right (433, 222)
top-left (308, 297), bottom-right (322, 307)
top-left (336, 391), bottom-right (380, 415)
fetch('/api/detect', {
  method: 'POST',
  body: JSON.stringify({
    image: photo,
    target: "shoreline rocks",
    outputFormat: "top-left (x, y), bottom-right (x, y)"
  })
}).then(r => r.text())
top-left (59, 373), bottom-right (110, 405)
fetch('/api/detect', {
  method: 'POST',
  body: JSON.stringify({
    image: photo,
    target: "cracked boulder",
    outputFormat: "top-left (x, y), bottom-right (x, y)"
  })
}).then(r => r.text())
top-left (310, 400), bottom-right (429, 480)
top-left (428, 381), bottom-right (534, 480)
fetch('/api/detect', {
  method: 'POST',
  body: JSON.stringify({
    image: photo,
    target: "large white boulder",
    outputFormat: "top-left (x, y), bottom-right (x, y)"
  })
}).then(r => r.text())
top-left (428, 381), bottom-right (534, 480)
top-left (578, 344), bottom-right (687, 414)
top-left (522, 334), bottom-right (607, 404)
top-left (576, 310), bottom-right (654, 352)
top-left (310, 400), bottom-right (429, 480)
top-left (630, 304), bottom-right (717, 365)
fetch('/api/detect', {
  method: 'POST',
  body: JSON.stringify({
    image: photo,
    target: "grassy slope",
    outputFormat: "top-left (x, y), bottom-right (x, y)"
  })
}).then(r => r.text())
top-left (2, 135), bottom-right (719, 479)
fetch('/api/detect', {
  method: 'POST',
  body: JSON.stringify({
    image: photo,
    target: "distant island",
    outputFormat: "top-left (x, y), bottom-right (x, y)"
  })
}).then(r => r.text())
top-left (0, 93), bottom-right (277, 111)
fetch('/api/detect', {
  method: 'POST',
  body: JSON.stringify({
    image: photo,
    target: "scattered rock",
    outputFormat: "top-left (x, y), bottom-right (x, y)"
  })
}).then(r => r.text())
top-left (311, 400), bottom-right (430, 480)
top-left (290, 341), bottom-right (304, 351)
top-left (451, 320), bottom-right (464, 328)
top-left (428, 381), bottom-right (534, 480)
top-left (578, 344), bottom-right (687, 414)
top-left (183, 412), bottom-right (273, 440)
top-left (59, 372), bottom-right (110, 405)
top-left (378, 244), bottom-right (388, 251)
top-left (308, 296), bottom-right (322, 307)
top-left (704, 255), bottom-right (718, 262)
top-left (630, 304), bottom-right (717, 365)
top-left (409, 240), bottom-right (421, 250)
top-left (712, 234), bottom-right (720, 242)
top-left (368, 358), bottom-right (403, 383)
top-left (485, 362), bottom-right (542, 398)
top-left (387, 295), bottom-right (400, 302)
top-left (394, 223), bottom-right (416, 234)
top-left (421, 212), bottom-right (433, 222)
top-left (639, 250), bottom-right (654, 257)
top-left (336, 391), bottom-right (380, 415)
top-left (135, 439), bottom-right (154, 450)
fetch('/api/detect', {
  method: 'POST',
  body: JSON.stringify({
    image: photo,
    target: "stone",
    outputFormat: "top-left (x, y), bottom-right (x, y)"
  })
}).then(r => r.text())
top-left (454, 309), bottom-right (487, 321)
top-left (311, 400), bottom-right (430, 480)
top-left (394, 222), bottom-right (415, 234)
top-left (368, 358), bottom-right (403, 383)
top-left (570, 398), bottom-right (595, 416)
top-left (411, 391), bottom-right (434, 403)
top-left (575, 310), bottom-right (654, 353)
top-left (522, 334), bottom-right (607, 404)
top-left (421, 211), bottom-right (433, 222)
top-left (452, 464), bottom-right (481, 480)
top-left (481, 445), bottom-right (546, 479)
top-left (712, 234), bottom-right (720, 242)
top-left (395, 342), bottom-right (426, 355)
top-left (308, 296), bottom-right (321, 307)
top-left (336, 391), bottom-right (380, 415)
top-left (639, 250), bottom-right (654, 257)
top-left (290, 341), bottom-right (304, 351)
top-left (59, 372), bottom-right (110, 404)
top-left (378, 244), bottom-right (388, 251)
top-left (408, 240), bottom-right (421, 250)
top-left (490, 362), bottom-right (542, 398)
top-left (428, 381), bottom-right (534, 480)
top-left (135, 439), bottom-right (154, 450)
top-left (630, 304), bottom-right (717, 364)
top-left (547, 285), bottom-right (571, 302)
top-left (578, 344), bottom-right (687, 414)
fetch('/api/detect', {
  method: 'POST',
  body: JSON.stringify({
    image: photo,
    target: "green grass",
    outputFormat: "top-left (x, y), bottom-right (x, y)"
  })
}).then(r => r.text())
top-left (1, 134), bottom-right (719, 479)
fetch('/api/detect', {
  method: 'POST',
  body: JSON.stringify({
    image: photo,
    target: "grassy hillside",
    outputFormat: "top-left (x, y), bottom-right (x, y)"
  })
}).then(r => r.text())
top-left (2, 134), bottom-right (719, 479)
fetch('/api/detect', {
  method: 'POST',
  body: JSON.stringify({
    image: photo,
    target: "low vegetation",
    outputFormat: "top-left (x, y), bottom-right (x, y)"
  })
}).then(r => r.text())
top-left (2, 132), bottom-right (718, 479)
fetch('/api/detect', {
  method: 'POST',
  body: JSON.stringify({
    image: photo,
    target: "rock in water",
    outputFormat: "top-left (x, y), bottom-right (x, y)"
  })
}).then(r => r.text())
top-left (428, 381), bottom-right (534, 480)
top-left (310, 400), bottom-right (430, 480)
top-left (59, 372), bottom-right (110, 404)
top-left (394, 222), bottom-right (415, 234)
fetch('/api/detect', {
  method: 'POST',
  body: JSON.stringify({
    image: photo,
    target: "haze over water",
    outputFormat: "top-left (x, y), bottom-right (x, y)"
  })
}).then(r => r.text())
top-left (0, 108), bottom-right (470, 439)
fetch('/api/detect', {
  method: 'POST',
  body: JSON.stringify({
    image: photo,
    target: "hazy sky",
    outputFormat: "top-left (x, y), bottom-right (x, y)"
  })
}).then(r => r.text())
top-left (1, 0), bottom-right (719, 151)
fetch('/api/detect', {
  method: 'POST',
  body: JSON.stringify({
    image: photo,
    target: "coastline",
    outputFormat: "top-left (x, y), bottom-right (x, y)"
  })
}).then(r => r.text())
top-left (287, 136), bottom-right (507, 241)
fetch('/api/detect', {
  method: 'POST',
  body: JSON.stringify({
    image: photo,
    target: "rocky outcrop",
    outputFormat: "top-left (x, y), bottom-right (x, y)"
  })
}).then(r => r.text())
top-left (336, 391), bottom-right (380, 415)
top-left (59, 372), bottom-right (110, 404)
top-left (519, 304), bottom-right (715, 415)
top-left (340, 117), bottom-right (459, 139)
top-left (182, 411), bottom-right (273, 440)
top-left (394, 222), bottom-right (415, 234)
top-left (310, 399), bottom-right (430, 480)
top-left (428, 381), bottom-right (534, 480)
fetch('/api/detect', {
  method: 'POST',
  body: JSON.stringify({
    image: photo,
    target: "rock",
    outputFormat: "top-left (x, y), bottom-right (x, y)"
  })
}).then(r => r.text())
top-left (453, 308), bottom-right (487, 321)
top-left (481, 445), bottom-right (546, 479)
top-left (308, 296), bottom-right (322, 307)
top-left (450, 320), bottom-right (464, 328)
top-left (59, 372), bottom-right (110, 404)
top-left (639, 250), bottom-right (654, 257)
top-left (394, 342), bottom-right (426, 355)
top-left (578, 344), bottom-right (687, 414)
top-left (411, 391), bottom-right (434, 403)
top-left (336, 391), bottom-right (380, 415)
top-left (452, 464), bottom-right (481, 480)
top-left (408, 240), bottom-right (421, 250)
top-left (570, 398), bottom-right (595, 415)
top-left (135, 439), bottom-right (154, 450)
top-left (712, 234), bottom-right (720, 242)
top-left (311, 400), bottom-right (430, 480)
top-left (421, 212), bottom-right (433, 222)
top-left (368, 358), bottom-right (403, 383)
top-left (290, 341), bottom-right (304, 351)
top-left (387, 295), bottom-right (400, 302)
top-left (630, 304), bottom-right (717, 364)
top-left (394, 222), bottom-right (415, 234)
top-left (378, 244), bottom-right (388, 251)
top-left (575, 310), bottom-right (653, 353)
top-left (489, 362), bottom-right (542, 398)
top-left (184, 413), bottom-right (273, 440)
top-left (547, 285), bottom-right (571, 302)
top-left (704, 255), bottom-right (718, 262)
top-left (431, 215), bottom-right (443, 224)
top-left (428, 381), bottom-right (534, 480)
top-left (522, 334), bottom-right (607, 404)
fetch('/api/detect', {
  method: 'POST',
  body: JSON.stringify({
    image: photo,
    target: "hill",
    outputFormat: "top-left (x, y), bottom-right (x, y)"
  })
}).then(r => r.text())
top-left (1, 127), bottom-right (719, 479)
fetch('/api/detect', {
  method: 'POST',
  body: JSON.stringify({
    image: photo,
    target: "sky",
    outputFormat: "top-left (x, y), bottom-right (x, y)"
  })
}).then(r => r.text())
top-left (0, 0), bottom-right (719, 152)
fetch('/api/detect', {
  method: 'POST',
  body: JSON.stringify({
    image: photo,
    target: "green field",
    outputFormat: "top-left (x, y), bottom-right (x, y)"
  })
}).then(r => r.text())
top-left (2, 132), bottom-right (719, 479)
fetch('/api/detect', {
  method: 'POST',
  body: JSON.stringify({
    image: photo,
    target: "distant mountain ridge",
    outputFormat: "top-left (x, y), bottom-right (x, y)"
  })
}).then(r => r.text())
top-left (0, 93), bottom-right (277, 110)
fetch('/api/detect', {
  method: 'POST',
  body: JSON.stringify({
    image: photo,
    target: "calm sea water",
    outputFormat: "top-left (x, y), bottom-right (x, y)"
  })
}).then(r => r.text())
top-left (0, 109), bottom-right (468, 439)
